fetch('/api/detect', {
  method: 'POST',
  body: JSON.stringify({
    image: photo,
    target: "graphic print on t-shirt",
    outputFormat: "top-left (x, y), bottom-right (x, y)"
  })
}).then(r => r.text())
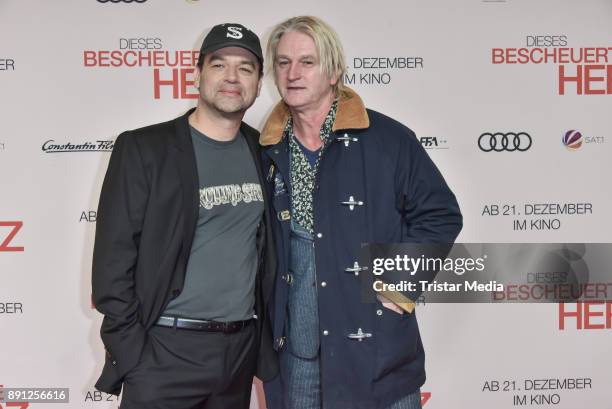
top-left (198, 182), bottom-right (263, 210)
top-left (163, 127), bottom-right (264, 322)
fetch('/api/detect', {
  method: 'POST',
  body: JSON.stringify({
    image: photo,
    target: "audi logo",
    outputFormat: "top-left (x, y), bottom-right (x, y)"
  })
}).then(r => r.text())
top-left (478, 132), bottom-right (532, 152)
top-left (97, 0), bottom-right (147, 3)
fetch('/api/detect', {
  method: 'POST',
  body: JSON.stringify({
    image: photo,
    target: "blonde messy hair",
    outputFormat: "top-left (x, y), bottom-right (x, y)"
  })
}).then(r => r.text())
top-left (267, 16), bottom-right (347, 97)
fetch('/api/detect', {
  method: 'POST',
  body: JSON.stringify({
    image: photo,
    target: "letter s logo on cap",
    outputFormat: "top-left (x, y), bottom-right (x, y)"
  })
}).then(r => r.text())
top-left (227, 26), bottom-right (243, 39)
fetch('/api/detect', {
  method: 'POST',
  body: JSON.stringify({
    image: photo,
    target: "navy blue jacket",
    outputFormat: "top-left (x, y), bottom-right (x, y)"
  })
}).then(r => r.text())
top-left (260, 89), bottom-right (462, 408)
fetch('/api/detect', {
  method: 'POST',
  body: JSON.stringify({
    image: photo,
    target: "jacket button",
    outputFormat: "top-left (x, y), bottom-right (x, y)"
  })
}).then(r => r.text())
top-left (283, 274), bottom-right (293, 285)
top-left (316, 233), bottom-right (323, 239)
top-left (111, 360), bottom-right (117, 366)
top-left (323, 330), bottom-right (329, 336)
top-left (376, 309), bottom-right (383, 316)
top-left (321, 281), bottom-right (327, 287)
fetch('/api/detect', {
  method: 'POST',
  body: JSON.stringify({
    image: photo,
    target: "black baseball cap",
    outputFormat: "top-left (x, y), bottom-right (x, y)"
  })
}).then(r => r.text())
top-left (200, 23), bottom-right (263, 66)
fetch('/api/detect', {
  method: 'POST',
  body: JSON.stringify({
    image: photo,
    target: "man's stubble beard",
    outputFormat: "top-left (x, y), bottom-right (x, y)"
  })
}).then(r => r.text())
top-left (202, 86), bottom-right (257, 118)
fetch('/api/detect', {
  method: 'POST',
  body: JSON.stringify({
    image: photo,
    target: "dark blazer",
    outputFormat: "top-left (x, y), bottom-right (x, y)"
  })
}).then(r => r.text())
top-left (92, 109), bottom-right (278, 395)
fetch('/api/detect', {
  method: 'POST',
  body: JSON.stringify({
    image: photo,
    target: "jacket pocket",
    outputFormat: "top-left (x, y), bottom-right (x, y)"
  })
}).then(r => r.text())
top-left (372, 302), bottom-right (418, 381)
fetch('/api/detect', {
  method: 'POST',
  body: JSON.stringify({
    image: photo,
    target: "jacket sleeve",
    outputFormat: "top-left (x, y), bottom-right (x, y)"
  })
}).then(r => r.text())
top-left (91, 131), bottom-right (149, 380)
top-left (395, 128), bottom-right (462, 244)
top-left (379, 128), bottom-right (463, 312)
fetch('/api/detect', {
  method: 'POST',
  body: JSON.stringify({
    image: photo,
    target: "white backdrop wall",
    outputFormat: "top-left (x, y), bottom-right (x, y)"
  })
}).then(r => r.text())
top-left (1, 0), bottom-right (611, 408)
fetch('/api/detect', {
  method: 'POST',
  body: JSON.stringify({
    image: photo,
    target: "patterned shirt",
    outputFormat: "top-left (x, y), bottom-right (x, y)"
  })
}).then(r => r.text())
top-left (287, 100), bottom-right (338, 234)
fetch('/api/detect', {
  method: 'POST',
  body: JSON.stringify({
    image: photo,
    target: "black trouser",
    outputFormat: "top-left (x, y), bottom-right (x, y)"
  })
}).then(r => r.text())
top-left (120, 321), bottom-right (257, 409)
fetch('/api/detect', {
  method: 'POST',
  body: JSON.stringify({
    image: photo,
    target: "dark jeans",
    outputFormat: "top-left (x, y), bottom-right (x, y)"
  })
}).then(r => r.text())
top-left (120, 321), bottom-right (256, 409)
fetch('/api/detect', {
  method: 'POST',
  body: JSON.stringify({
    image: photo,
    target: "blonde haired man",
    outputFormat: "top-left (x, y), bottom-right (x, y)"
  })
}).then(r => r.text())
top-left (261, 16), bottom-right (462, 409)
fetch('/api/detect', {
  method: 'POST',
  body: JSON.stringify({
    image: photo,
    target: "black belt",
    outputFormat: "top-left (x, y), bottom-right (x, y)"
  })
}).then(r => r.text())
top-left (156, 316), bottom-right (253, 334)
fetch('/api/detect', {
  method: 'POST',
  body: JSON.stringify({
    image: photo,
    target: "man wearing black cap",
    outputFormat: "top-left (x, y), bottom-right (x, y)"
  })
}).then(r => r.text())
top-left (92, 23), bottom-right (277, 409)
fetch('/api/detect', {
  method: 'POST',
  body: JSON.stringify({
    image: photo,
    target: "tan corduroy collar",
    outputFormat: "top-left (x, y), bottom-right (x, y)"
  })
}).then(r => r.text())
top-left (259, 87), bottom-right (370, 146)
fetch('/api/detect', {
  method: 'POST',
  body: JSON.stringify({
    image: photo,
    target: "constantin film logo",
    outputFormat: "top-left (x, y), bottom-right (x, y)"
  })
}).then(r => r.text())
top-left (83, 36), bottom-right (199, 100)
top-left (491, 34), bottom-right (612, 95)
top-left (561, 130), bottom-right (605, 150)
top-left (478, 132), bottom-right (532, 152)
top-left (41, 140), bottom-right (114, 153)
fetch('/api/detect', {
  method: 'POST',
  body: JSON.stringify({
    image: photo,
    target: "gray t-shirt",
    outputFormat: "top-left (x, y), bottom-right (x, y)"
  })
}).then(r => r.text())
top-left (163, 126), bottom-right (264, 321)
